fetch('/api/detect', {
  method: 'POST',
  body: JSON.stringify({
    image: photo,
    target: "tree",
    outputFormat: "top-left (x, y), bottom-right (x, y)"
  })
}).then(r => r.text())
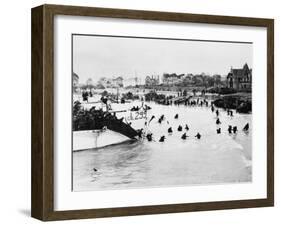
top-left (96, 83), bottom-right (105, 89)
top-left (86, 78), bottom-right (93, 87)
top-left (101, 90), bottom-right (108, 96)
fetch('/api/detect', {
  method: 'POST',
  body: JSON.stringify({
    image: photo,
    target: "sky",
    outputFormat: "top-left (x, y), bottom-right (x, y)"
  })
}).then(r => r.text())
top-left (73, 34), bottom-right (252, 84)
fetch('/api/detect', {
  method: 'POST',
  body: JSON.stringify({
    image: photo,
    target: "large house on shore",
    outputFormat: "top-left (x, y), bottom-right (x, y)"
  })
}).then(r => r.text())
top-left (226, 63), bottom-right (252, 91)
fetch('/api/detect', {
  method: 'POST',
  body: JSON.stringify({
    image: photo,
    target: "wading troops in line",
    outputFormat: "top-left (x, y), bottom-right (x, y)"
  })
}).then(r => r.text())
top-left (145, 98), bottom-right (249, 143)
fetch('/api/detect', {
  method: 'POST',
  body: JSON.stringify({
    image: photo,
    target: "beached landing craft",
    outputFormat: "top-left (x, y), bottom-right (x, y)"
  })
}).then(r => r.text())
top-left (73, 126), bottom-right (136, 151)
top-left (72, 99), bottom-right (149, 151)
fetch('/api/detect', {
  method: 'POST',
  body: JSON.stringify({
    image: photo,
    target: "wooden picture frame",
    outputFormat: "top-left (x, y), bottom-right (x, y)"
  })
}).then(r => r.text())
top-left (31, 4), bottom-right (274, 221)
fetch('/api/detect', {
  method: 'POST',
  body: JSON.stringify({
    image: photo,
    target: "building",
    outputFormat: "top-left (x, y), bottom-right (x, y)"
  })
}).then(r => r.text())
top-left (145, 75), bottom-right (160, 86)
top-left (123, 77), bottom-right (138, 87)
top-left (73, 72), bottom-right (79, 92)
top-left (112, 76), bottom-right (124, 87)
top-left (162, 73), bottom-right (185, 85)
top-left (181, 74), bottom-right (194, 86)
top-left (213, 74), bottom-right (222, 88)
top-left (192, 74), bottom-right (204, 86)
top-left (98, 76), bottom-right (124, 88)
top-left (226, 63), bottom-right (252, 91)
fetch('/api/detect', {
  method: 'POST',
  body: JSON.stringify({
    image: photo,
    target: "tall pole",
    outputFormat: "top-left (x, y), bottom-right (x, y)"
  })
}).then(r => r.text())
top-left (116, 87), bottom-right (119, 103)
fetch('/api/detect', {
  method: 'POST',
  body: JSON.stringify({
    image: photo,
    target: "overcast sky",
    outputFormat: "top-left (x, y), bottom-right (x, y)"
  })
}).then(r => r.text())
top-left (73, 35), bottom-right (252, 84)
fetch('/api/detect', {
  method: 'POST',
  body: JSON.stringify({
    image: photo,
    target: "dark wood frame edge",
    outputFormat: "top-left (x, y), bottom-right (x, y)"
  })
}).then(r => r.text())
top-left (31, 4), bottom-right (274, 221)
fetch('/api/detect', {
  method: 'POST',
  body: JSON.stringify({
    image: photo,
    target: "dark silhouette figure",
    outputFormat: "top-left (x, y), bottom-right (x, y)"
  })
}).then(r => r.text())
top-left (178, 125), bottom-right (183, 131)
top-left (185, 124), bottom-right (189, 131)
top-left (158, 115), bottom-right (165, 124)
top-left (233, 126), bottom-right (237, 134)
top-left (181, 133), bottom-right (188, 140)
top-left (216, 118), bottom-right (221, 125)
top-left (195, 133), bottom-right (201, 139)
top-left (131, 106), bottom-right (140, 111)
top-left (204, 100), bottom-right (209, 107)
top-left (168, 127), bottom-right (173, 133)
top-left (145, 104), bottom-right (151, 110)
top-left (227, 109), bottom-right (230, 115)
top-left (137, 129), bottom-right (143, 138)
top-left (217, 128), bottom-right (221, 134)
top-left (93, 168), bottom-right (98, 172)
top-left (243, 123), bottom-right (249, 132)
top-left (216, 109), bottom-right (219, 117)
top-left (82, 91), bottom-right (89, 102)
top-left (228, 125), bottom-right (232, 134)
top-left (230, 110), bottom-right (233, 117)
top-left (211, 105), bottom-right (215, 113)
top-left (159, 136), bottom-right (166, 142)
top-left (146, 133), bottom-right (153, 141)
top-left (174, 114), bottom-right (179, 119)
top-left (149, 115), bottom-right (155, 123)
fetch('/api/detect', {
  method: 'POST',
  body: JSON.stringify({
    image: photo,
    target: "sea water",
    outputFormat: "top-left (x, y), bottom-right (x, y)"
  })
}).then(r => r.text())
top-left (73, 100), bottom-right (252, 191)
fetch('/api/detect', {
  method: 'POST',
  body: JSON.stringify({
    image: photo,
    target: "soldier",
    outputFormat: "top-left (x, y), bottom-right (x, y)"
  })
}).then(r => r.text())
top-left (149, 115), bottom-right (155, 124)
top-left (146, 133), bottom-right (153, 142)
top-left (243, 123), bottom-right (249, 132)
top-left (228, 125), bottom-right (232, 134)
top-left (216, 109), bottom-right (219, 117)
top-left (195, 133), bottom-right (201, 139)
top-left (168, 127), bottom-right (173, 133)
top-left (216, 118), bottom-right (221, 125)
top-left (159, 136), bottom-right (166, 142)
top-left (178, 125), bottom-right (183, 131)
top-left (181, 133), bottom-right (188, 140)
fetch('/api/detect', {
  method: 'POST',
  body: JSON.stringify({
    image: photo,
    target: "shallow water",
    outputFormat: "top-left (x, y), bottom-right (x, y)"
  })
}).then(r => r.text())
top-left (73, 100), bottom-right (252, 191)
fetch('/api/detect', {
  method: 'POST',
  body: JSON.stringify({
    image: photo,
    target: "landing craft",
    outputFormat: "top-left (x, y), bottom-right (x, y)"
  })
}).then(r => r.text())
top-left (73, 98), bottom-right (150, 151)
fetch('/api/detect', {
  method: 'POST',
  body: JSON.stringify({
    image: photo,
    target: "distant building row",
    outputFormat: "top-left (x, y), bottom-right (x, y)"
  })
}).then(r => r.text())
top-left (144, 63), bottom-right (252, 92)
top-left (73, 63), bottom-right (252, 91)
top-left (97, 76), bottom-right (140, 88)
top-left (145, 73), bottom-right (223, 88)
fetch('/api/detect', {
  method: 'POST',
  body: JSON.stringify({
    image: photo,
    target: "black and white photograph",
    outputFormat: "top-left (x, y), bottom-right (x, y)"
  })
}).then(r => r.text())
top-left (72, 34), bottom-right (252, 192)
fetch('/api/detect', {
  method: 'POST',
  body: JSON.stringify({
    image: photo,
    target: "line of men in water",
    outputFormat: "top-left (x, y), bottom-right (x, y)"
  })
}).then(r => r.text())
top-left (185, 98), bottom-right (209, 107)
top-left (144, 101), bottom-right (250, 143)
